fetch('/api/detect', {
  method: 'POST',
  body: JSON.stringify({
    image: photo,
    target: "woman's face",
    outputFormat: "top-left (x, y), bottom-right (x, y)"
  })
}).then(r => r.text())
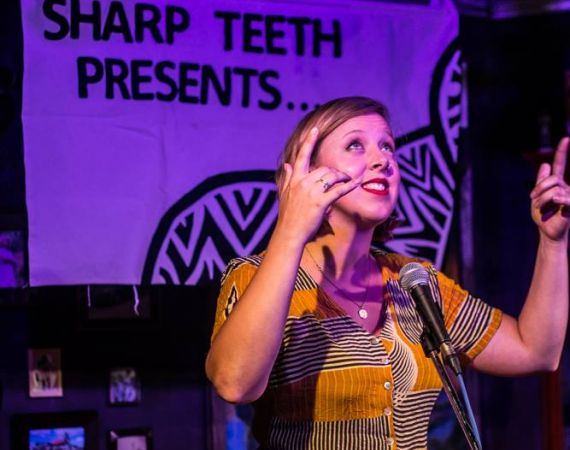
top-left (312, 113), bottom-right (400, 229)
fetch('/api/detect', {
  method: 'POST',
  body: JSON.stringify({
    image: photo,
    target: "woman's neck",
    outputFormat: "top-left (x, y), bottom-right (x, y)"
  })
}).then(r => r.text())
top-left (305, 222), bottom-right (374, 284)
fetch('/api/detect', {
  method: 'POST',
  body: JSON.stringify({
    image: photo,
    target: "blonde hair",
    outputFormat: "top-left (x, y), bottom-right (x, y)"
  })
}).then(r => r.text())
top-left (275, 96), bottom-right (400, 243)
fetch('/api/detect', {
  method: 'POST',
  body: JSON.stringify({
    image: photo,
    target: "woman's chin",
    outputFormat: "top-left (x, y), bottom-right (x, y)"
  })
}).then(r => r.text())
top-left (328, 204), bottom-right (396, 231)
top-left (351, 213), bottom-right (394, 230)
top-left (359, 208), bottom-right (395, 226)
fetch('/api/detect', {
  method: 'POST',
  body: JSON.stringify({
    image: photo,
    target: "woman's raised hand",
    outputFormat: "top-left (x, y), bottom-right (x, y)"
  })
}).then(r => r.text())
top-left (275, 128), bottom-right (364, 246)
top-left (530, 137), bottom-right (570, 242)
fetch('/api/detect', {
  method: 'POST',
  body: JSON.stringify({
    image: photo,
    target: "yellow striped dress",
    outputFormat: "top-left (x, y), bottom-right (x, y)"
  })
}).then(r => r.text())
top-left (211, 249), bottom-right (502, 450)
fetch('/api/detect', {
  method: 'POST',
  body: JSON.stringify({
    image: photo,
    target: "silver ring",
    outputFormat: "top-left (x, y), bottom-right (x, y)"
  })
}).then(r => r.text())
top-left (318, 178), bottom-right (330, 192)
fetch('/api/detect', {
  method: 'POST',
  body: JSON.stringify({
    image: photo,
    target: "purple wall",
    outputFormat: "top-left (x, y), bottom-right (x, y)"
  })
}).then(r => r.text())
top-left (0, 286), bottom-right (217, 450)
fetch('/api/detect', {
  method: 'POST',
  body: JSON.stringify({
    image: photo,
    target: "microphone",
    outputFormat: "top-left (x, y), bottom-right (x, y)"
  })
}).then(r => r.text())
top-left (399, 262), bottom-right (462, 375)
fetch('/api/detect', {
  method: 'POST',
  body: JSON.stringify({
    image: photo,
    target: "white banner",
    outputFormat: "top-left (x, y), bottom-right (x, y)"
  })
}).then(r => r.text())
top-left (21, 0), bottom-right (462, 286)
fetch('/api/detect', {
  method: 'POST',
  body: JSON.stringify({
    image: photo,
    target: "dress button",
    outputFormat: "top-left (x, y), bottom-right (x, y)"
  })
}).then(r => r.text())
top-left (380, 357), bottom-right (389, 364)
top-left (383, 407), bottom-right (392, 416)
top-left (370, 336), bottom-right (380, 345)
top-left (386, 437), bottom-right (394, 446)
top-left (383, 381), bottom-right (392, 390)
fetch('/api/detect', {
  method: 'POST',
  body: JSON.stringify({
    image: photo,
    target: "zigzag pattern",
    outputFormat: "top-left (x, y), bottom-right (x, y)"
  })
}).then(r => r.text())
top-left (384, 134), bottom-right (456, 268)
top-left (152, 183), bottom-right (278, 284)
top-left (438, 50), bottom-right (464, 163)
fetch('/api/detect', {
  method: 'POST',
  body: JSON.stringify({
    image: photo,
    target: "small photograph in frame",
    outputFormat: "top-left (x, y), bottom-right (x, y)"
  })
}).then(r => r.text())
top-left (28, 348), bottom-right (63, 398)
top-left (109, 368), bottom-right (141, 405)
top-left (109, 427), bottom-right (153, 450)
top-left (30, 426), bottom-right (85, 449)
top-left (11, 410), bottom-right (97, 450)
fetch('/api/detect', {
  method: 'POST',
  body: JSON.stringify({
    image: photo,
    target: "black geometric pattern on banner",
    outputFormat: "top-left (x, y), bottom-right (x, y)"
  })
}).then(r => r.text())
top-left (215, 189), bottom-right (277, 248)
top-left (430, 38), bottom-right (463, 166)
top-left (380, 39), bottom-right (462, 268)
top-left (174, 212), bottom-right (193, 248)
top-left (235, 189), bottom-right (262, 217)
top-left (142, 39), bottom-right (462, 284)
top-left (383, 130), bottom-right (457, 267)
top-left (142, 171), bottom-right (277, 285)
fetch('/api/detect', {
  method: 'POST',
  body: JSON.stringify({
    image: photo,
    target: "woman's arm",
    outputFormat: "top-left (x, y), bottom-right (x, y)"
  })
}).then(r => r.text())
top-left (206, 128), bottom-right (363, 403)
top-left (205, 228), bottom-right (306, 403)
top-left (473, 137), bottom-right (570, 375)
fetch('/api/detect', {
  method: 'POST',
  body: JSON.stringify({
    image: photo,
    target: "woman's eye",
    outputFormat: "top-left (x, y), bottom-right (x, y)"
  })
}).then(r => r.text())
top-left (347, 140), bottom-right (363, 151)
top-left (381, 143), bottom-right (395, 153)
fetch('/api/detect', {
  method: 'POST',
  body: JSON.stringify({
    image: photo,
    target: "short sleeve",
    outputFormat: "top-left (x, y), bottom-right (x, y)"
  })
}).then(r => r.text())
top-left (435, 270), bottom-right (503, 362)
top-left (210, 257), bottom-right (259, 344)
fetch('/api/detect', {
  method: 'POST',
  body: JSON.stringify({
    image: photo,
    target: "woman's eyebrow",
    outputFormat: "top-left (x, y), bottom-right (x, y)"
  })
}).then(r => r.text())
top-left (342, 129), bottom-right (395, 140)
top-left (342, 129), bottom-right (363, 138)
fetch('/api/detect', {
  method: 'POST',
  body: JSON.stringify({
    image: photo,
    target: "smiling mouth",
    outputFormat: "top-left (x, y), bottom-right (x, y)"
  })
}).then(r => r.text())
top-left (361, 178), bottom-right (389, 196)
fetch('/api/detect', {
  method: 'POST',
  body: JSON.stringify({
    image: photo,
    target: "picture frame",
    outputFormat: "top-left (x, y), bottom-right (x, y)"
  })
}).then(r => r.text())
top-left (11, 410), bottom-right (98, 450)
top-left (0, 230), bottom-right (25, 288)
top-left (109, 427), bottom-right (153, 450)
top-left (28, 348), bottom-right (63, 398)
top-left (109, 367), bottom-right (141, 405)
top-left (78, 285), bottom-right (159, 330)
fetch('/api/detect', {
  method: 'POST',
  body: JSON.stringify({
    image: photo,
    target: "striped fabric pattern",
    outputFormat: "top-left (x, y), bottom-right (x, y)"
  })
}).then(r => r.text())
top-left (267, 415), bottom-right (393, 450)
top-left (270, 316), bottom-right (390, 388)
top-left (211, 251), bottom-right (502, 449)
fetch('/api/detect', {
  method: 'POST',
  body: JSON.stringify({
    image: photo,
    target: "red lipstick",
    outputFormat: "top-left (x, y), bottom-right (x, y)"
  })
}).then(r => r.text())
top-left (361, 178), bottom-right (390, 196)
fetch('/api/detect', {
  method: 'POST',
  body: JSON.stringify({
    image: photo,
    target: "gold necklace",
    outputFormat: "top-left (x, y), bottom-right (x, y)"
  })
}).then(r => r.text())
top-left (306, 247), bottom-right (372, 320)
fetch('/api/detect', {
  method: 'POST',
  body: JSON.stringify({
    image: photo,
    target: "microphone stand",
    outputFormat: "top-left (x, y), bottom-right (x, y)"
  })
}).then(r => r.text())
top-left (420, 330), bottom-right (482, 450)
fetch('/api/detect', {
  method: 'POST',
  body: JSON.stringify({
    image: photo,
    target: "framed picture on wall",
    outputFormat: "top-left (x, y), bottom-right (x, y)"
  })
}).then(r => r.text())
top-left (78, 285), bottom-right (159, 330)
top-left (11, 410), bottom-right (98, 450)
top-left (109, 367), bottom-right (141, 405)
top-left (0, 230), bottom-right (25, 288)
top-left (28, 348), bottom-right (63, 398)
top-left (109, 427), bottom-right (153, 450)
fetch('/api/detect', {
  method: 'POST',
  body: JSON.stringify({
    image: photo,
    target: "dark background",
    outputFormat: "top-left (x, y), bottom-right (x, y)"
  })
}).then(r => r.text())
top-left (1, 1), bottom-right (570, 449)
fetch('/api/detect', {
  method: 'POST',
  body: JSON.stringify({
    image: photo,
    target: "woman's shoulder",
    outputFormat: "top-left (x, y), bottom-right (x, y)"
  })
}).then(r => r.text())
top-left (371, 248), bottom-right (460, 292)
top-left (220, 253), bottom-right (264, 284)
top-left (225, 253), bottom-right (264, 270)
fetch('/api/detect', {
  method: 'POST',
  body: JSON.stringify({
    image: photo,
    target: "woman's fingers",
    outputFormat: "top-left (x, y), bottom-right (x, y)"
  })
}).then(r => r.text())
top-left (531, 173), bottom-right (561, 199)
top-left (530, 138), bottom-right (570, 215)
top-left (325, 174), bottom-right (364, 200)
top-left (552, 194), bottom-right (570, 206)
top-left (305, 165), bottom-right (334, 182)
top-left (531, 137), bottom-right (570, 198)
top-left (552, 137), bottom-right (570, 178)
top-left (292, 127), bottom-right (319, 178)
top-left (276, 163), bottom-right (355, 243)
top-left (535, 162), bottom-right (551, 185)
top-left (533, 185), bottom-right (570, 210)
top-left (307, 167), bottom-right (352, 191)
top-left (280, 163), bottom-right (293, 196)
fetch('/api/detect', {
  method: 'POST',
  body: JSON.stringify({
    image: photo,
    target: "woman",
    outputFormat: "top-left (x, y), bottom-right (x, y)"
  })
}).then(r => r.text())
top-left (206, 97), bottom-right (569, 449)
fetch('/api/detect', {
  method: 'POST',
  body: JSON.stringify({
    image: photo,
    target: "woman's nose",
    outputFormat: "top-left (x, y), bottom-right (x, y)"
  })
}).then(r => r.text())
top-left (371, 155), bottom-right (390, 172)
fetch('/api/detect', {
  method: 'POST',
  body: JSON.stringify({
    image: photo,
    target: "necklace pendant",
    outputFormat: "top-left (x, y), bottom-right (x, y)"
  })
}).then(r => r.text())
top-left (358, 308), bottom-right (368, 319)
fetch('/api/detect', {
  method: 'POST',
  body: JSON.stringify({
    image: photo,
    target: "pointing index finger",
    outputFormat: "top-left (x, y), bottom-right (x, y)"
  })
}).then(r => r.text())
top-left (552, 137), bottom-right (570, 178)
top-left (293, 127), bottom-right (319, 176)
